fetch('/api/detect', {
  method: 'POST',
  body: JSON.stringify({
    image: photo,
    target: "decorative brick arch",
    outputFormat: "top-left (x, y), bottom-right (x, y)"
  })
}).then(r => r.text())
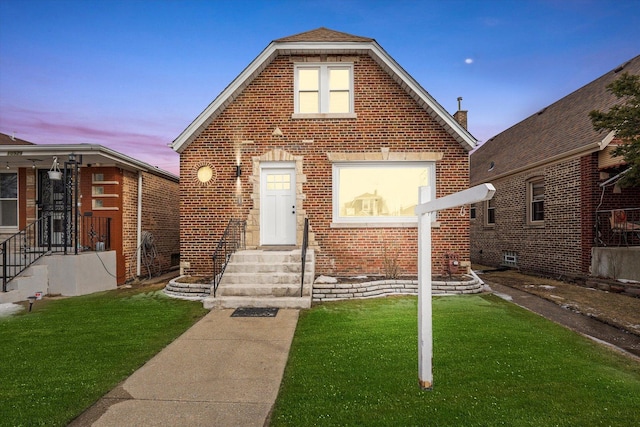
top-left (245, 149), bottom-right (317, 249)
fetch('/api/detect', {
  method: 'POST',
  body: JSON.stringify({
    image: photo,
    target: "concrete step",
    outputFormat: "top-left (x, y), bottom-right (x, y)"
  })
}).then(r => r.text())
top-left (229, 249), bottom-right (313, 264)
top-left (224, 262), bottom-right (303, 274)
top-left (203, 295), bottom-right (311, 310)
top-left (220, 271), bottom-right (313, 286)
top-left (217, 281), bottom-right (311, 297)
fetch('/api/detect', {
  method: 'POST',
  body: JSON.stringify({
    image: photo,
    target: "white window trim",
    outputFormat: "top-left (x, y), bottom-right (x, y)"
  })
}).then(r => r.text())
top-left (293, 63), bottom-right (354, 116)
top-left (331, 161), bottom-right (436, 227)
top-left (485, 198), bottom-right (495, 227)
top-left (527, 177), bottom-right (545, 226)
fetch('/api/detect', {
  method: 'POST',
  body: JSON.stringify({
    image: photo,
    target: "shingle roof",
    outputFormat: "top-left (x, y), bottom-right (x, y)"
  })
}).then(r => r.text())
top-left (0, 133), bottom-right (34, 145)
top-left (274, 27), bottom-right (373, 43)
top-left (470, 55), bottom-right (640, 185)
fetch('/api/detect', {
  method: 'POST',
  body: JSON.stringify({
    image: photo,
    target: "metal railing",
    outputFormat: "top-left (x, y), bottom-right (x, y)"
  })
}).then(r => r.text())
top-left (1, 215), bottom-right (113, 292)
top-left (212, 219), bottom-right (246, 297)
top-left (300, 217), bottom-right (309, 297)
top-left (595, 208), bottom-right (640, 247)
top-left (2, 215), bottom-right (51, 292)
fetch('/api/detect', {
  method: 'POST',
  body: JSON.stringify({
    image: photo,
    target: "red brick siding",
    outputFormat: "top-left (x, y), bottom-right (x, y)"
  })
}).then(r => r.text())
top-left (180, 54), bottom-right (470, 277)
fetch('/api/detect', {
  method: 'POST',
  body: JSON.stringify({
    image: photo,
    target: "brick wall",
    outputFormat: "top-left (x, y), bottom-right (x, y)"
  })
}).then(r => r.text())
top-left (471, 158), bottom-right (584, 278)
top-left (121, 170), bottom-right (179, 282)
top-left (180, 54), bottom-right (470, 278)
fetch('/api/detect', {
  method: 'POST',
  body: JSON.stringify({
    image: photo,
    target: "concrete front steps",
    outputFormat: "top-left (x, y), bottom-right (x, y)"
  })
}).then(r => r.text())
top-left (203, 249), bottom-right (314, 309)
top-left (0, 264), bottom-right (48, 304)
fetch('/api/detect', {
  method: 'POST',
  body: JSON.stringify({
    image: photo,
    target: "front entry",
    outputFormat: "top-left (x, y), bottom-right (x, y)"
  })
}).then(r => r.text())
top-left (260, 164), bottom-right (296, 246)
top-left (37, 169), bottom-right (72, 247)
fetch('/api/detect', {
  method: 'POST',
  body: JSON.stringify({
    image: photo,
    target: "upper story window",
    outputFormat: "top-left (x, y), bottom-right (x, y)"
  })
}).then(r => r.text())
top-left (527, 178), bottom-right (544, 224)
top-left (0, 173), bottom-right (18, 227)
top-left (470, 204), bottom-right (477, 220)
top-left (295, 64), bottom-right (354, 116)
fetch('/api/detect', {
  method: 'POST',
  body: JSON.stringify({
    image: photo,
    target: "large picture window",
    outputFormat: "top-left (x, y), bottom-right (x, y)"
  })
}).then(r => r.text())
top-left (0, 173), bottom-right (18, 227)
top-left (295, 64), bottom-right (353, 114)
top-left (332, 162), bottom-right (435, 224)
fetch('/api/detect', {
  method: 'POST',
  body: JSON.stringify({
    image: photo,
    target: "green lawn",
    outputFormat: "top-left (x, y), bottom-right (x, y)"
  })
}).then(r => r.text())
top-left (271, 295), bottom-right (640, 426)
top-left (0, 287), bottom-right (207, 426)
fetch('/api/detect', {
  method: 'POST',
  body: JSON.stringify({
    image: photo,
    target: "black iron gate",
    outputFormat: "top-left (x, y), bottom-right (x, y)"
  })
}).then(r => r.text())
top-left (37, 169), bottom-right (72, 247)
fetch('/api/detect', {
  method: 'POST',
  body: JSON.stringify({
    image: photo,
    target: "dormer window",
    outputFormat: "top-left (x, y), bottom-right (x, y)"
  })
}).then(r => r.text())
top-left (294, 64), bottom-right (354, 117)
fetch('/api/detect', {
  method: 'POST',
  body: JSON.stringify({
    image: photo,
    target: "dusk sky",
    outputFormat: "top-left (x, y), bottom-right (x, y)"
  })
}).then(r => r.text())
top-left (1, 0), bottom-right (639, 176)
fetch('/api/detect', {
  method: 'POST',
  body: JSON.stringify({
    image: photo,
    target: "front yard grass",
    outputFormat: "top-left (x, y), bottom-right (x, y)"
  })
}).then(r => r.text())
top-left (270, 295), bottom-right (640, 426)
top-left (0, 285), bottom-right (207, 426)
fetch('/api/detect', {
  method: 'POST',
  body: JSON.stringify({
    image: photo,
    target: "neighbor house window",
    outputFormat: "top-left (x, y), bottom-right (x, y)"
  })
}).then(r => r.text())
top-left (332, 162), bottom-right (435, 224)
top-left (295, 64), bottom-right (353, 114)
top-left (527, 178), bottom-right (544, 224)
top-left (486, 198), bottom-right (495, 225)
top-left (0, 173), bottom-right (18, 227)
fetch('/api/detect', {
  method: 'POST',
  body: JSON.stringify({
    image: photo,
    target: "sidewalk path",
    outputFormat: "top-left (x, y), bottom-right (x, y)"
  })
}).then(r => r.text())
top-left (69, 308), bottom-right (299, 427)
top-left (488, 281), bottom-right (640, 359)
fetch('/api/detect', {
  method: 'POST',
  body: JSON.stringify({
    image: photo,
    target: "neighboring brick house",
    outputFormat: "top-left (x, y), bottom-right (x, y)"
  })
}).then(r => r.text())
top-left (0, 133), bottom-right (179, 287)
top-left (470, 55), bottom-right (640, 283)
top-left (171, 28), bottom-right (475, 280)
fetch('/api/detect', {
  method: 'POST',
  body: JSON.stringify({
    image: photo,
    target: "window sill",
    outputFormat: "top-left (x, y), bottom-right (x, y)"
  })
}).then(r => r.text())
top-left (92, 207), bottom-right (119, 211)
top-left (331, 221), bottom-right (441, 229)
top-left (92, 194), bottom-right (119, 198)
top-left (526, 223), bottom-right (545, 229)
top-left (92, 180), bottom-right (119, 185)
top-left (292, 113), bottom-right (357, 120)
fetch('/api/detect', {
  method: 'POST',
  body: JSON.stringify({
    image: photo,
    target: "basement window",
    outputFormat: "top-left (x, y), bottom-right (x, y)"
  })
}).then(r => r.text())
top-left (502, 251), bottom-right (518, 267)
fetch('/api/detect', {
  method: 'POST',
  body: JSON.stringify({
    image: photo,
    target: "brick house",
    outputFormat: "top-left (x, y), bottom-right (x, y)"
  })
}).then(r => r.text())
top-left (470, 55), bottom-right (640, 285)
top-left (1, 133), bottom-right (179, 302)
top-left (171, 27), bottom-right (475, 300)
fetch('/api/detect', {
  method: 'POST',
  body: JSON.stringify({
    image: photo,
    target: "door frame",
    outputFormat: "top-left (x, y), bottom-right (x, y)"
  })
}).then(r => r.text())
top-left (260, 162), bottom-right (296, 246)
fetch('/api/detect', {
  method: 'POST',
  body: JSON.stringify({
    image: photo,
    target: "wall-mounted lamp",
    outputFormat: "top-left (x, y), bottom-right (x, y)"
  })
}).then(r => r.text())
top-left (5, 162), bottom-right (9, 170)
top-left (68, 153), bottom-right (76, 162)
top-left (235, 165), bottom-right (241, 178)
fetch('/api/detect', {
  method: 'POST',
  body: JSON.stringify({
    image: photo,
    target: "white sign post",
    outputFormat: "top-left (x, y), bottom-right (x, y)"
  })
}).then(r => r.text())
top-left (415, 183), bottom-right (495, 390)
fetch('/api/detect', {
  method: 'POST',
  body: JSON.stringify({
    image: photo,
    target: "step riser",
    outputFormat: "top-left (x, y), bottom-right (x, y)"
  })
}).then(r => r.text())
top-left (225, 263), bottom-right (303, 274)
top-left (221, 273), bottom-right (313, 286)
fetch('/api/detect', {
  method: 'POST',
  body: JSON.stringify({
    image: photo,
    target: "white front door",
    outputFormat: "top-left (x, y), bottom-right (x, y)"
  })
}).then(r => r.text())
top-left (261, 165), bottom-right (296, 245)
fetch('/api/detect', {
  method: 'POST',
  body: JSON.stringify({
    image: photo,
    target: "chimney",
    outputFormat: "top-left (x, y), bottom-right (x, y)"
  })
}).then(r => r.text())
top-left (453, 97), bottom-right (468, 130)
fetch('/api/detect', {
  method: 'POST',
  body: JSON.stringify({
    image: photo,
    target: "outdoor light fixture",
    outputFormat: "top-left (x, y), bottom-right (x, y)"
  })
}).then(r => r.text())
top-left (48, 157), bottom-right (62, 180)
top-left (68, 153), bottom-right (76, 162)
top-left (5, 162), bottom-right (9, 170)
top-left (27, 295), bottom-right (36, 312)
top-left (235, 165), bottom-right (241, 178)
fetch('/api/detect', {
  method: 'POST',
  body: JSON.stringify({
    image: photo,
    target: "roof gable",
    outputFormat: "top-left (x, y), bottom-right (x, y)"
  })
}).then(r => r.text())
top-left (470, 55), bottom-right (640, 184)
top-left (171, 28), bottom-right (476, 153)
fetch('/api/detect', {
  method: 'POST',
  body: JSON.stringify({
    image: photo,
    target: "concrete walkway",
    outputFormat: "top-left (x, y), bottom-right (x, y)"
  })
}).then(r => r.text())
top-left (69, 308), bottom-right (299, 427)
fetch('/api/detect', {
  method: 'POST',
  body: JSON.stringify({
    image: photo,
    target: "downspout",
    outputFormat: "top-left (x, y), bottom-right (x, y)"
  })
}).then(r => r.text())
top-left (137, 171), bottom-right (142, 277)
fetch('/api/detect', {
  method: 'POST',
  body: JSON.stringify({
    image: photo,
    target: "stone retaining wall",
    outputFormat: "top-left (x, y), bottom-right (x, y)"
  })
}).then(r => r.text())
top-left (313, 276), bottom-right (482, 302)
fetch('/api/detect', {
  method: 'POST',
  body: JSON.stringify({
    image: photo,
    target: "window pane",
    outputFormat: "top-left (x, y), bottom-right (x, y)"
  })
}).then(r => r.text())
top-left (299, 92), bottom-right (319, 113)
top-left (532, 201), bottom-right (544, 221)
top-left (0, 174), bottom-right (17, 198)
top-left (329, 68), bottom-right (349, 90)
top-left (298, 69), bottom-right (319, 90)
top-left (329, 91), bottom-right (349, 113)
top-left (338, 166), bottom-right (429, 218)
top-left (0, 200), bottom-right (17, 226)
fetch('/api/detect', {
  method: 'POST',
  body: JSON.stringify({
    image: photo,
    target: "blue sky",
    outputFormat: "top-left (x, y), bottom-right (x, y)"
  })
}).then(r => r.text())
top-left (1, 0), bottom-right (639, 175)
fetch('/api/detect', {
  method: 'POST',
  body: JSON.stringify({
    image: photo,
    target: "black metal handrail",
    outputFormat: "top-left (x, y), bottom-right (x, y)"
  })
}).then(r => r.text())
top-left (595, 208), bottom-right (640, 247)
top-left (300, 217), bottom-right (309, 297)
top-left (2, 215), bottom-right (52, 292)
top-left (212, 219), bottom-right (246, 297)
